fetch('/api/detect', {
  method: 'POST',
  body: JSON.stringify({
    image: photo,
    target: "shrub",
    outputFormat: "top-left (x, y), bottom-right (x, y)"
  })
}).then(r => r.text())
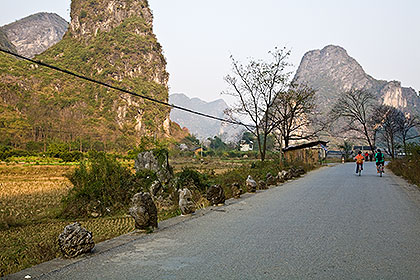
top-left (388, 144), bottom-right (420, 187)
top-left (0, 145), bottom-right (12, 160)
top-left (173, 168), bottom-right (210, 192)
top-left (0, 148), bottom-right (33, 160)
top-left (57, 151), bottom-right (83, 162)
top-left (25, 141), bottom-right (44, 153)
top-left (60, 151), bottom-right (151, 218)
top-left (203, 150), bottom-right (215, 157)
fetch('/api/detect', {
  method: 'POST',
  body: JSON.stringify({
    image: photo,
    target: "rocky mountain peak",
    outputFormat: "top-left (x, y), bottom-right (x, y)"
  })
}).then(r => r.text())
top-left (69, 0), bottom-right (152, 41)
top-left (1, 12), bottom-right (68, 58)
top-left (295, 45), bottom-right (371, 95)
top-left (294, 45), bottom-right (419, 115)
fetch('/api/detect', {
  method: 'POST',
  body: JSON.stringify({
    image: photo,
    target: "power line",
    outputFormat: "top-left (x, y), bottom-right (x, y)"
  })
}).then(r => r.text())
top-left (0, 48), bottom-right (254, 129)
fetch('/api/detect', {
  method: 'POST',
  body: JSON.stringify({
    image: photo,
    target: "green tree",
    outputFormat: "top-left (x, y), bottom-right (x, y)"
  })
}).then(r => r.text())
top-left (181, 135), bottom-right (200, 148)
top-left (339, 140), bottom-right (353, 160)
top-left (208, 136), bottom-right (228, 151)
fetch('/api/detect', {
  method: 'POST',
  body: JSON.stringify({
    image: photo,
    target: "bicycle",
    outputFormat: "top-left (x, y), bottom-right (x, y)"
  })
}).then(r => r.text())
top-left (377, 163), bottom-right (384, 177)
top-left (356, 163), bottom-right (363, 176)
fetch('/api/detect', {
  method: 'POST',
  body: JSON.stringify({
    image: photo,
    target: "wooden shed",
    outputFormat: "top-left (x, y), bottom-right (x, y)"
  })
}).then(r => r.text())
top-left (282, 140), bottom-right (328, 165)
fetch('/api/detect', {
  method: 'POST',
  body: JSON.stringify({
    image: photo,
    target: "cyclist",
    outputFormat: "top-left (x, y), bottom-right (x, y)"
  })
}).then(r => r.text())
top-left (354, 151), bottom-right (364, 174)
top-left (375, 149), bottom-right (385, 173)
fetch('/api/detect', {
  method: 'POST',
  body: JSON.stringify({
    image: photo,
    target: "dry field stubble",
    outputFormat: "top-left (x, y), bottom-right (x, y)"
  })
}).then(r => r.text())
top-left (0, 164), bottom-right (137, 276)
top-left (170, 157), bottom-right (255, 174)
top-left (0, 165), bottom-right (74, 226)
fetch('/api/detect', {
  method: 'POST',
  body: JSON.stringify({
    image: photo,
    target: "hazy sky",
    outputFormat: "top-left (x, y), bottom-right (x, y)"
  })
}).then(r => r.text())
top-left (1, 0), bottom-right (419, 104)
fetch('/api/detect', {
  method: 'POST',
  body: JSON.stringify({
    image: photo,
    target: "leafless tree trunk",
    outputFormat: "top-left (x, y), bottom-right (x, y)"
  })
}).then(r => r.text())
top-left (397, 114), bottom-right (420, 154)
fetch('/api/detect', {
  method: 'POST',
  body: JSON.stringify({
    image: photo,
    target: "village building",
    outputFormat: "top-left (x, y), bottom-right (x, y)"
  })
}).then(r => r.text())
top-left (239, 140), bottom-right (253, 152)
top-left (282, 140), bottom-right (328, 165)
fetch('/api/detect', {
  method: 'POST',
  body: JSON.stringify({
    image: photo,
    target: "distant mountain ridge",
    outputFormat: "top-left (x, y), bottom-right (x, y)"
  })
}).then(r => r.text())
top-left (169, 93), bottom-right (243, 141)
top-left (1, 12), bottom-right (68, 58)
top-left (294, 45), bottom-right (420, 115)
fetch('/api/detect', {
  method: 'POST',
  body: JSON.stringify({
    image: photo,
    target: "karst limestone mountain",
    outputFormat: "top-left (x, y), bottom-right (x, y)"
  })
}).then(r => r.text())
top-left (1, 12), bottom-right (68, 58)
top-left (294, 45), bottom-right (419, 115)
top-left (0, 0), bottom-right (179, 149)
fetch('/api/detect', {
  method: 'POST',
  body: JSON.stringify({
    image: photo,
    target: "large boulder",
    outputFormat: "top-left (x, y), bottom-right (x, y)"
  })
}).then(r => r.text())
top-left (246, 175), bottom-right (257, 193)
top-left (58, 222), bottom-right (95, 258)
top-left (231, 183), bottom-right (242, 199)
top-left (135, 150), bottom-right (173, 184)
top-left (206, 185), bottom-right (226, 205)
top-left (179, 188), bottom-right (195, 215)
top-left (129, 192), bottom-right (158, 231)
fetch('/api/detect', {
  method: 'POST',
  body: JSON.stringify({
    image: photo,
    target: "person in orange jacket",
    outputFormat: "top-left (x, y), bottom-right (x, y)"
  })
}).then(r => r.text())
top-left (354, 151), bottom-right (364, 174)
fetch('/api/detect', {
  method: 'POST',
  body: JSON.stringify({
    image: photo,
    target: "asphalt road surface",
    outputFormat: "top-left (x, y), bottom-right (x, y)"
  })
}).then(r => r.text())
top-left (29, 162), bottom-right (420, 279)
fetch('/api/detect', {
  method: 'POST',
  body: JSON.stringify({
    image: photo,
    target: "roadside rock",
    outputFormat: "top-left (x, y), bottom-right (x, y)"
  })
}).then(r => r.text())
top-left (58, 222), bottom-right (95, 258)
top-left (206, 185), bottom-right (226, 205)
top-left (277, 170), bottom-right (289, 182)
top-left (129, 192), bottom-right (158, 231)
top-left (258, 180), bottom-right (268, 190)
top-left (179, 188), bottom-right (195, 215)
top-left (266, 172), bottom-right (276, 186)
top-left (246, 175), bottom-right (257, 193)
top-left (231, 183), bottom-right (242, 199)
top-left (291, 167), bottom-right (305, 177)
top-left (135, 150), bottom-right (173, 184)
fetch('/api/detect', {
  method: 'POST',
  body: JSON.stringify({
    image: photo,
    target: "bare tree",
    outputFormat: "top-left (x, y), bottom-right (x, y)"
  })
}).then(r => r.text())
top-left (372, 105), bottom-right (404, 158)
top-left (331, 88), bottom-right (378, 153)
top-left (271, 82), bottom-right (324, 149)
top-left (223, 47), bottom-right (291, 161)
top-left (397, 114), bottom-right (420, 154)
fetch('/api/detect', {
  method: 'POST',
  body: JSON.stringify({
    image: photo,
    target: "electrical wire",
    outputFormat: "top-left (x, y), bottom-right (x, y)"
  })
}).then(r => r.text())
top-left (0, 48), bottom-right (254, 129)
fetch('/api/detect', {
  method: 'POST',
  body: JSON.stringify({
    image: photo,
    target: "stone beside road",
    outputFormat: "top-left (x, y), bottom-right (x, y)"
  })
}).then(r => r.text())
top-left (129, 192), bottom-right (158, 231)
top-left (58, 222), bottom-right (95, 258)
top-left (246, 175), bottom-right (257, 193)
top-left (206, 185), bottom-right (226, 206)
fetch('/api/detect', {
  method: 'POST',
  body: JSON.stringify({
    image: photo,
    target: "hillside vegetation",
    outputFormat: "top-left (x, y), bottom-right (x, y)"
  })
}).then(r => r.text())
top-left (0, 0), bottom-right (172, 152)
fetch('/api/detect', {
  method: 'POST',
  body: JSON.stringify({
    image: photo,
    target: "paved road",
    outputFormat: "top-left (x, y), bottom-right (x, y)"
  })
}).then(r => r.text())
top-left (31, 163), bottom-right (420, 279)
